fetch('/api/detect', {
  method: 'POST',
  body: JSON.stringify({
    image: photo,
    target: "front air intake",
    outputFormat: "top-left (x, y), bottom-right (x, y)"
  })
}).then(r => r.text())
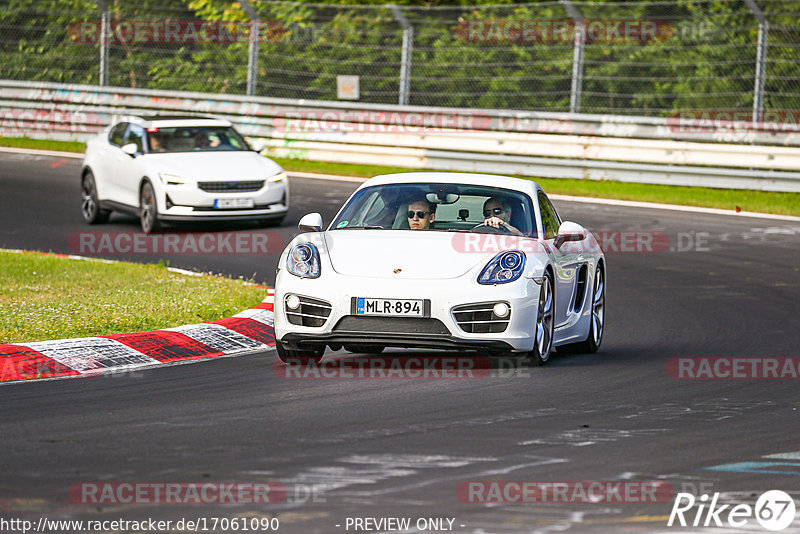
top-left (452, 302), bottom-right (510, 334)
top-left (285, 295), bottom-right (332, 327)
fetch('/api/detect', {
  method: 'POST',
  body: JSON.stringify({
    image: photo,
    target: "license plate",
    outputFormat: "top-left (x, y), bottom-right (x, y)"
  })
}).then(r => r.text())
top-left (356, 298), bottom-right (424, 317)
top-left (214, 198), bottom-right (254, 209)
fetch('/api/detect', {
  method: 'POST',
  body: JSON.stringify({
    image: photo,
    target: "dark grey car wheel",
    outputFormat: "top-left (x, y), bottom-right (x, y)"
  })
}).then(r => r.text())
top-left (530, 271), bottom-right (555, 366)
top-left (81, 171), bottom-right (110, 224)
top-left (139, 181), bottom-right (161, 234)
top-left (572, 265), bottom-right (605, 353)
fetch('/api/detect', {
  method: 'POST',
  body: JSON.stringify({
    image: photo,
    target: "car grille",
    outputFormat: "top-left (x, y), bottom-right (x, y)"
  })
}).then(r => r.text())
top-left (333, 316), bottom-right (451, 335)
top-left (452, 302), bottom-right (510, 333)
top-left (285, 296), bottom-right (332, 327)
top-left (198, 181), bottom-right (264, 193)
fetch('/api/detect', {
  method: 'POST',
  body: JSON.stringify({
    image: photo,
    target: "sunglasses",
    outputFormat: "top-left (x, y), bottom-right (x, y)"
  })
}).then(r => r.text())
top-left (483, 207), bottom-right (506, 217)
top-left (407, 210), bottom-right (429, 219)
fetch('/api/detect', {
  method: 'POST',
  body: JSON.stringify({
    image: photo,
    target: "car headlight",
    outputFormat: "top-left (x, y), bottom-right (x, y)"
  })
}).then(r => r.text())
top-left (159, 173), bottom-right (184, 185)
top-left (478, 250), bottom-right (526, 285)
top-left (268, 172), bottom-right (287, 182)
top-left (287, 243), bottom-right (321, 279)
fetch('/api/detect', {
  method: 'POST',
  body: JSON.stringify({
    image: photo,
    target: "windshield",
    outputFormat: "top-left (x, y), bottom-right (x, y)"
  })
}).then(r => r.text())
top-left (146, 126), bottom-right (251, 153)
top-left (330, 183), bottom-right (537, 237)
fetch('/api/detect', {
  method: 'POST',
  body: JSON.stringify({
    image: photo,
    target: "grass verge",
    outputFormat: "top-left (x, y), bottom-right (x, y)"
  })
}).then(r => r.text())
top-left (2, 136), bottom-right (798, 217)
top-left (0, 136), bottom-right (85, 153)
top-left (0, 251), bottom-right (266, 344)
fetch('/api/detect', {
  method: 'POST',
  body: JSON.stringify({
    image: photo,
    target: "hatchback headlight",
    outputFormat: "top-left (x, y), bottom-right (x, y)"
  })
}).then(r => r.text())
top-left (268, 172), bottom-right (287, 182)
top-left (159, 173), bottom-right (184, 185)
top-left (478, 251), bottom-right (525, 285)
top-left (287, 243), bottom-right (321, 278)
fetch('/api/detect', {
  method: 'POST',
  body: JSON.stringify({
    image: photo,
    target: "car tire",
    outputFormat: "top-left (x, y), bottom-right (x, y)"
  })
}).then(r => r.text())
top-left (570, 264), bottom-right (605, 353)
top-left (81, 171), bottom-right (111, 224)
top-left (343, 344), bottom-right (385, 354)
top-left (139, 180), bottom-right (162, 234)
top-left (276, 342), bottom-right (324, 366)
top-left (529, 271), bottom-right (555, 366)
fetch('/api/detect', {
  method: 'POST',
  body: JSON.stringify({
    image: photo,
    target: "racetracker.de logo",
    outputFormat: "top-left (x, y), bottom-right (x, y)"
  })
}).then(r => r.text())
top-left (457, 480), bottom-right (674, 503)
top-left (69, 482), bottom-right (287, 505)
top-left (68, 231), bottom-right (285, 255)
top-left (67, 20), bottom-right (286, 44)
top-left (667, 110), bottom-right (800, 133)
top-left (450, 231), bottom-right (672, 254)
top-left (667, 357), bottom-right (800, 379)
top-left (456, 19), bottom-right (673, 43)
top-left (274, 356), bottom-right (491, 379)
top-left (0, 109), bottom-right (97, 134)
top-left (271, 110), bottom-right (492, 134)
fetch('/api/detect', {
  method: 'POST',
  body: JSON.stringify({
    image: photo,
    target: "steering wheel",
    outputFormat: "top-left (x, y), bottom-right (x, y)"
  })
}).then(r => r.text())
top-left (471, 221), bottom-right (513, 234)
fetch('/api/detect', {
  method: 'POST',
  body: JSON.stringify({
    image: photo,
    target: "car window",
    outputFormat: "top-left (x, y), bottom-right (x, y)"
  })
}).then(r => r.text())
top-left (124, 125), bottom-right (145, 153)
top-left (108, 123), bottom-right (128, 147)
top-left (331, 183), bottom-right (537, 237)
top-left (538, 190), bottom-right (562, 239)
top-left (141, 126), bottom-right (250, 153)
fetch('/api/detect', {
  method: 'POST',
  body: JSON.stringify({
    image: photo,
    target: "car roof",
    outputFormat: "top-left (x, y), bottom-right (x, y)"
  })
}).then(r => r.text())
top-left (115, 114), bottom-right (233, 129)
top-left (358, 172), bottom-right (541, 195)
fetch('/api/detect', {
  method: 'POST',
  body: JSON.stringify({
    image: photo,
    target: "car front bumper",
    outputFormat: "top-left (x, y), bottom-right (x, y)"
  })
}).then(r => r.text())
top-left (274, 269), bottom-right (543, 353)
top-left (158, 180), bottom-right (288, 220)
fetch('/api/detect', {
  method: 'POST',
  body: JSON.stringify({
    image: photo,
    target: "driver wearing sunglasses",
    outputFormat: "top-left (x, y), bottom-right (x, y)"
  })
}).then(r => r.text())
top-left (482, 197), bottom-right (522, 235)
top-left (407, 199), bottom-right (436, 230)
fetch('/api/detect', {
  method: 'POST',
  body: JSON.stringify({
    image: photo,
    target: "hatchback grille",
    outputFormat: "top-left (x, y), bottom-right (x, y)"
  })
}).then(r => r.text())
top-left (452, 302), bottom-right (510, 334)
top-left (198, 181), bottom-right (264, 193)
top-left (333, 316), bottom-right (450, 335)
top-left (285, 296), bottom-right (332, 327)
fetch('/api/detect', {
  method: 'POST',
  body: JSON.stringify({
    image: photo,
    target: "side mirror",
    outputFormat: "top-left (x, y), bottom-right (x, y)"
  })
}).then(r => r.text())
top-left (250, 139), bottom-right (266, 153)
top-left (121, 143), bottom-right (139, 157)
top-left (298, 212), bottom-right (323, 232)
top-left (554, 221), bottom-right (585, 248)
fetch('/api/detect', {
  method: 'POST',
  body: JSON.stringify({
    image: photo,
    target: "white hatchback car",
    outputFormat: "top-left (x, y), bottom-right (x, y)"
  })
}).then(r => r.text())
top-left (274, 172), bottom-right (606, 366)
top-left (81, 115), bottom-right (288, 232)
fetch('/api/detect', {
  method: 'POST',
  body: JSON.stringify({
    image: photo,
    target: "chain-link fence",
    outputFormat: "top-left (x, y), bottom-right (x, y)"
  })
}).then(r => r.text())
top-left (1, 0), bottom-right (799, 117)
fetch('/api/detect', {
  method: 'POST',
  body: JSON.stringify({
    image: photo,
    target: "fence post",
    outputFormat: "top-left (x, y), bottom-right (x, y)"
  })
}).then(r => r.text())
top-left (95, 0), bottom-right (109, 86)
top-left (744, 0), bottom-right (768, 125)
top-left (389, 4), bottom-right (413, 106)
top-left (240, 0), bottom-right (259, 96)
top-left (560, 0), bottom-right (585, 114)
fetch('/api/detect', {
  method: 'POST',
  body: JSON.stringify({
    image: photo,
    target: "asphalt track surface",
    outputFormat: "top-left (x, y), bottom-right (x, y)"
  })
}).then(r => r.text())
top-left (1, 151), bottom-right (800, 533)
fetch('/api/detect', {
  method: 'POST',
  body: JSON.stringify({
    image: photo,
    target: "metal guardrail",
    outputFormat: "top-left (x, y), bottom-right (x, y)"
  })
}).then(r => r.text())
top-left (2, 80), bottom-right (800, 192)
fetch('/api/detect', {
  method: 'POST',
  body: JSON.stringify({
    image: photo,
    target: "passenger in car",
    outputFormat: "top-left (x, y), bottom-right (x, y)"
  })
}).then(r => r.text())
top-left (148, 133), bottom-right (165, 152)
top-left (407, 199), bottom-right (436, 230)
top-left (482, 197), bottom-right (523, 235)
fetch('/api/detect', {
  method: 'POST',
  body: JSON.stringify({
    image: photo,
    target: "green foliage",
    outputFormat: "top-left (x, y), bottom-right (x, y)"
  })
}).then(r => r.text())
top-left (1, 0), bottom-right (799, 115)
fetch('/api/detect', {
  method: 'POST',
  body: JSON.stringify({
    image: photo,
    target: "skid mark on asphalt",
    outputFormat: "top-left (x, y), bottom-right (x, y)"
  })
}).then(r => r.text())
top-left (295, 401), bottom-right (775, 447)
top-left (277, 453), bottom-right (566, 501)
top-left (519, 428), bottom-right (667, 447)
top-left (295, 408), bottom-right (590, 445)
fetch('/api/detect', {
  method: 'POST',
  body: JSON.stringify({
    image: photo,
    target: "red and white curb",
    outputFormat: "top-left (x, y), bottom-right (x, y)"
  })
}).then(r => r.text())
top-left (0, 250), bottom-right (276, 384)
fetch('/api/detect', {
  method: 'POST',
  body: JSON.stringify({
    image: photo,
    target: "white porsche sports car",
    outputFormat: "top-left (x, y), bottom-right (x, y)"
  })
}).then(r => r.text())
top-left (81, 114), bottom-right (288, 233)
top-left (274, 172), bottom-right (605, 365)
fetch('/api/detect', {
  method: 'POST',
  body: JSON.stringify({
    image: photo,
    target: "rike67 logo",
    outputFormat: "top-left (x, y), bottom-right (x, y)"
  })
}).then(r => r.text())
top-left (668, 490), bottom-right (796, 531)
